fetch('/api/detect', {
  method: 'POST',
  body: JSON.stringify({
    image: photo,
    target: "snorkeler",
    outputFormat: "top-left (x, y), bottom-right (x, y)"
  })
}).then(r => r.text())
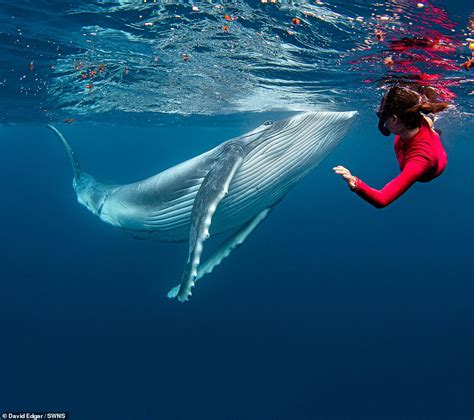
top-left (333, 86), bottom-right (449, 208)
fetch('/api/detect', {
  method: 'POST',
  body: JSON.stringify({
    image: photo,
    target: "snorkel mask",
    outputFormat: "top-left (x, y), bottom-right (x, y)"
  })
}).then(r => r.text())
top-left (377, 87), bottom-right (424, 137)
top-left (377, 110), bottom-right (391, 136)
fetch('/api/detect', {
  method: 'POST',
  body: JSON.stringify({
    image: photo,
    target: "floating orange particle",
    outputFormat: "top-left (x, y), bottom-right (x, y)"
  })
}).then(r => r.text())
top-left (292, 17), bottom-right (300, 25)
top-left (469, 42), bottom-right (474, 51)
top-left (384, 56), bottom-right (394, 66)
top-left (375, 29), bottom-right (385, 41)
top-left (85, 84), bottom-right (93, 89)
top-left (224, 15), bottom-right (231, 21)
top-left (223, 25), bottom-right (229, 33)
top-left (89, 69), bottom-right (97, 77)
top-left (460, 58), bottom-right (474, 70)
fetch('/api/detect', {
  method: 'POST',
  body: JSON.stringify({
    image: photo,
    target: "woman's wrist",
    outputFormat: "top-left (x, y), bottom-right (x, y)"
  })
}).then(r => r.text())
top-left (349, 176), bottom-right (358, 190)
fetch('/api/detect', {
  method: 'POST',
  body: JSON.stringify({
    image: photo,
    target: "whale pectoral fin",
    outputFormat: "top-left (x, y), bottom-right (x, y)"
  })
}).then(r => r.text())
top-left (175, 144), bottom-right (245, 302)
top-left (167, 207), bottom-right (273, 299)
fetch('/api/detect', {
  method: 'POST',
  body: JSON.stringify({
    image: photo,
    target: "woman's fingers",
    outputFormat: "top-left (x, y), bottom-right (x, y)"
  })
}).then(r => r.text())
top-left (333, 165), bottom-right (354, 185)
top-left (334, 168), bottom-right (351, 176)
top-left (333, 165), bottom-right (356, 189)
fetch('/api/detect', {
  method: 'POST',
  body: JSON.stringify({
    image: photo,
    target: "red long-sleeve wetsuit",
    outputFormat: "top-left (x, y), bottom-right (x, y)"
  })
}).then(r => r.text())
top-left (352, 119), bottom-right (447, 208)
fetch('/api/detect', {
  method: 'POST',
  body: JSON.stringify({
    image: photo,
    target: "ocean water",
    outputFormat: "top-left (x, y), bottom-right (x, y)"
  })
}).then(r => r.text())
top-left (1, 1), bottom-right (473, 419)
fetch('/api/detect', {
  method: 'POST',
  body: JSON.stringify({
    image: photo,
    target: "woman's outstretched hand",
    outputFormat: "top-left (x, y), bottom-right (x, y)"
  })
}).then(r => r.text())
top-left (333, 165), bottom-right (357, 189)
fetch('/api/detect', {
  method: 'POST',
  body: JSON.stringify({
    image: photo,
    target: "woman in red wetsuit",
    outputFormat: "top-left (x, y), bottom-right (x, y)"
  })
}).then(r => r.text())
top-left (334, 86), bottom-right (449, 208)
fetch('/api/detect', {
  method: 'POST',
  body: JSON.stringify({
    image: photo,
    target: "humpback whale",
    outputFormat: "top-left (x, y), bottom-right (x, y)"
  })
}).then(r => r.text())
top-left (48, 111), bottom-right (357, 302)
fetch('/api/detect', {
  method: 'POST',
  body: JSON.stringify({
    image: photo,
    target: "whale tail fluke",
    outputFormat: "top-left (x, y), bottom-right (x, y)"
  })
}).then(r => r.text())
top-left (47, 124), bottom-right (82, 179)
top-left (47, 124), bottom-right (115, 217)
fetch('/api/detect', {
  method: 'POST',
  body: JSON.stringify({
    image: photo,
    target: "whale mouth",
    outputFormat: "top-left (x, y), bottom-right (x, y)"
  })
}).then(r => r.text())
top-left (77, 193), bottom-right (107, 216)
top-left (73, 174), bottom-right (114, 217)
top-left (96, 196), bottom-right (107, 216)
top-left (97, 203), bottom-right (116, 225)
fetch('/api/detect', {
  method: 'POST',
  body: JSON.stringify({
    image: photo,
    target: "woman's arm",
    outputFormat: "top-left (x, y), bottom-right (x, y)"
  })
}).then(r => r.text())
top-left (333, 160), bottom-right (432, 208)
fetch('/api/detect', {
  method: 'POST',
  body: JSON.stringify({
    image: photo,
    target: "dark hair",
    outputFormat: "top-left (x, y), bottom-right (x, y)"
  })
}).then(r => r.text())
top-left (378, 86), bottom-right (449, 129)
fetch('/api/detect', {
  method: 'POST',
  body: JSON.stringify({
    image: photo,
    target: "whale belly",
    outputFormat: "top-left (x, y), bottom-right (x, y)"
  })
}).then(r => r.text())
top-left (99, 146), bottom-right (315, 241)
top-left (99, 186), bottom-right (197, 242)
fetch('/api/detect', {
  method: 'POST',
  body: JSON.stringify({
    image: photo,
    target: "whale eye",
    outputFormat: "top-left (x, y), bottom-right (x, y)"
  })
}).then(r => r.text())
top-left (263, 120), bottom-right (273, 126)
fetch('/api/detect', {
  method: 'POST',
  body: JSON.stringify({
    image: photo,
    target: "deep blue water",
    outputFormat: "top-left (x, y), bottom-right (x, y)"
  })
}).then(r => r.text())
top-left (0, 112), bottom-right (472, 419)
top-left (1, 0), bottom-right (474, 419)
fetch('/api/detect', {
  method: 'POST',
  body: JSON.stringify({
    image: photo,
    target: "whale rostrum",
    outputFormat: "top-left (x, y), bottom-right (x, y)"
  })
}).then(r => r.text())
top-left (48, 111), bottom-right (357, 302)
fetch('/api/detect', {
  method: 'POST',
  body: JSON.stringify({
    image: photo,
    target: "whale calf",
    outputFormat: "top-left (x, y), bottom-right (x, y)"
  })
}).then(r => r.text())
top-left (48, 111), bottom-right (357, 302)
